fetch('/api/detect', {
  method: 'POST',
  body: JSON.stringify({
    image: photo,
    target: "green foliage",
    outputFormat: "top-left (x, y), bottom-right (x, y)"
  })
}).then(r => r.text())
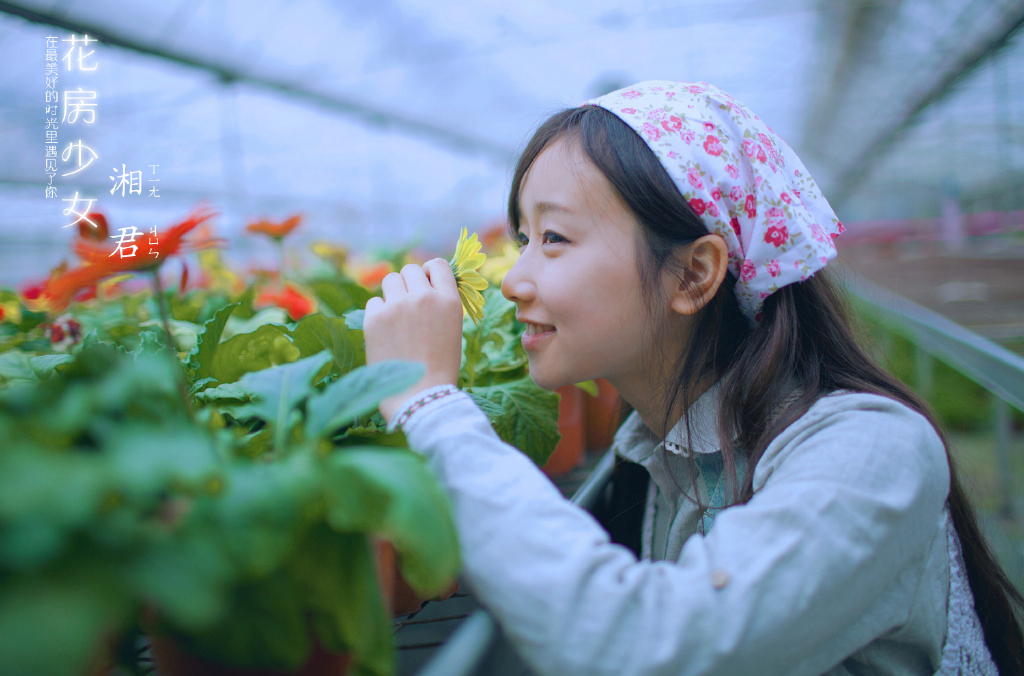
top-left (468, 377), bottom-right (561, 466)
top-left (210, 324), bottom-right (300, 385)
top-left (460, 288), bottom-right (560, 466)
top-left (309, 278), bottom-right (373, 317)
top-left (291, 312), bottom-right (365, 372)
top-left (0, 252), bottom-right (560, 674)
top-left (187, 301), bottom-right (239, 387)
top-left (0, 296), bottom-right (460, 675)
top-left (0, 344), bottom-right (233, 675)
top-left (855, 305), bottom-right (1001, 431)
top-left (323, 448), bottom-right (460, 595)
top-left (459, 287), bottom-right (528, 387)
top-left (305, 361), bottom-right (424, 438)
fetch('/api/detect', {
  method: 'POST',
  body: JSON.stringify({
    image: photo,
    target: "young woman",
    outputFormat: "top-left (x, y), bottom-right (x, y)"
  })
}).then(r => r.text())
top-left (362, 81), bottom-right (1024, 675)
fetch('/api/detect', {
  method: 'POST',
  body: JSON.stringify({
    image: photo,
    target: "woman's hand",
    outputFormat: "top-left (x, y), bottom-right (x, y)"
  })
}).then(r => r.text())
top-left (363, 258), bottom-right (464, 423)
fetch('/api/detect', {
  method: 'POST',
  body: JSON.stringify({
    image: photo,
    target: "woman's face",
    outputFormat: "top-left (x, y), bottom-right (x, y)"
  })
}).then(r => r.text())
top-left (502, 138), bottom-right (683, 399)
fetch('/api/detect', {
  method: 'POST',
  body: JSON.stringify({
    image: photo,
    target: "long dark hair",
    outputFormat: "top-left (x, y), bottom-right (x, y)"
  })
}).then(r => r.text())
top-left (508, 105), bottom-right (1024, 674)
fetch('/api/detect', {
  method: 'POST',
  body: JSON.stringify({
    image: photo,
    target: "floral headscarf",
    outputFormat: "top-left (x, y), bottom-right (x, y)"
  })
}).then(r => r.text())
top-left (585, 81), bottom-right (844, 323)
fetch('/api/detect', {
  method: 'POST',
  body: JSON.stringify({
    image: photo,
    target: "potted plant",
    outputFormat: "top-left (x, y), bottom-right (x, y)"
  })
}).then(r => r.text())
top-left (0, 339), bottom-right (233, 676)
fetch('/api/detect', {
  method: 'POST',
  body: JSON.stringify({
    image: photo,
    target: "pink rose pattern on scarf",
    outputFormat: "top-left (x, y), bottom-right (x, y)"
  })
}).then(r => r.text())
top-left (585, 81), bottom-right (845, 323)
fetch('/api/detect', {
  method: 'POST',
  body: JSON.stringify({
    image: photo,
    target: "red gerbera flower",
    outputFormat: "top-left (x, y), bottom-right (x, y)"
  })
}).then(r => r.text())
top-left (255, 283), bottom-right (316, 321)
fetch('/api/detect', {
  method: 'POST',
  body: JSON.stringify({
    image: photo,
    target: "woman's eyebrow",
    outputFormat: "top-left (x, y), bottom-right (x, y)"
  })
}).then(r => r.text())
top-left (518, 200), bottom-right (575, 228)
top-left (532, 200), bottom-right (574, 217)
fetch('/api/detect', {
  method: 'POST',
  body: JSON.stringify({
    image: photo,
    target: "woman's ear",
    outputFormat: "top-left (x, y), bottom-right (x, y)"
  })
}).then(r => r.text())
top-left (668, 234), bottom-right (730, 316)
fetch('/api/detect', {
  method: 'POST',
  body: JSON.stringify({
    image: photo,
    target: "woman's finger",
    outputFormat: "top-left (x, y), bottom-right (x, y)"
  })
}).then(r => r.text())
top-left (400, 263), bottom-right (431, 293)
top-left (380, 271), bottom-right (407, 300)
top-left (423, 258), bottom-right (458, 293)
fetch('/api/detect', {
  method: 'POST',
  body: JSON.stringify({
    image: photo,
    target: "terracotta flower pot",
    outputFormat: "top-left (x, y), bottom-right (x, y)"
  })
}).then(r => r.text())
top-left (376, 539), bottom-right (459, 617)
top-left (149, 636), bottom-right (352, 676)
top-left (542, 384), bottom-right (585, 477)
top-left (583, 378), bottom-right (621, 452)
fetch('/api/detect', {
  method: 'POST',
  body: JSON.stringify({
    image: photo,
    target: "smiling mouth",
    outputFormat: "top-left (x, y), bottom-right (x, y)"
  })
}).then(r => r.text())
top-left (523, 323), bottom-right (555, 336)
top-left (521, 323), bottom-right (555, 351)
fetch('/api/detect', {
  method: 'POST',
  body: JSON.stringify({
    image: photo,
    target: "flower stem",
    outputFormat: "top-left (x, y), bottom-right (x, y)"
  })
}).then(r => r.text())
top-left (150, 270), bottom-right (195, 419)
top-left (151, 270), bottom-right (174, 349)
top-left (277, 239), bottom-right (286, 279)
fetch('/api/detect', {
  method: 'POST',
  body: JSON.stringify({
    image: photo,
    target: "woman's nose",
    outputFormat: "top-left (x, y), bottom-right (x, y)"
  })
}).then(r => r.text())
top-left (501, 251), bottom-right (535, 305)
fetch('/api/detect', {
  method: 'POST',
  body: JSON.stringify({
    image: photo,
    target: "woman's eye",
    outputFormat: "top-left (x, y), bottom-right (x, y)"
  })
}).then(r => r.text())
top-left (542, 231), bottom-right (567, 245)
top-left (514, 232), bottom-right (528, 248)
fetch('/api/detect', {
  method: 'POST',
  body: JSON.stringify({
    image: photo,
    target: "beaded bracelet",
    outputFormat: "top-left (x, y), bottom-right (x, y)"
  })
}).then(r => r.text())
top-left (389, 384), bottom-right (460, 432)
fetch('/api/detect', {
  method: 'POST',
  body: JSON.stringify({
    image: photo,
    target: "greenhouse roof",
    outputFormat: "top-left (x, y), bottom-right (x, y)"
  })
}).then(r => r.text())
top-left (1, 0), bottom-right (1022, 282)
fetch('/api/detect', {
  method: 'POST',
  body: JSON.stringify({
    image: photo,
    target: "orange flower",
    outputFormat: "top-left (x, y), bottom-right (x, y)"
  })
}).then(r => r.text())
top-left (357, 261), bottom-right (393, 289)
top-left (246, 213), bottom-right (302, 241)
top-left (23, 264), bottom-right (108, 313)
top-left (75, 204), bottom-right (219, 269)
top-left (78, 211), bottom-right (109, 241)
top-left (255, 283), bottom-right (316, 321)
top-left (28, 205), bottom-right (219, 313)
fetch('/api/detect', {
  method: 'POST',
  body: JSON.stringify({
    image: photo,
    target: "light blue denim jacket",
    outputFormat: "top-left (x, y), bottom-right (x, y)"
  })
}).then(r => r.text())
top-left (400, 385), bottom-right (997, 675)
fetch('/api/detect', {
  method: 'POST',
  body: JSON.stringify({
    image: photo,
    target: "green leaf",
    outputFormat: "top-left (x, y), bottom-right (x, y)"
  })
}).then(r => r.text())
top-left (220, 353), bottom-right (333, 453)
top-left (309, 279), bottom-right (372, 316)
top-left (194, 381), bottom-right (253, 405)
top-left (141, 318), bottom-right (202, 353)
top-left (325, 447), bottom-right (460, 595)
top-left (305, 361), bottom-right (424, 440)
top-left (234, 352), bottom-right (331, 418)
top-left (170, 573), bottom-right (310, 670)
top-left (188, 302), bottom-right (240, 385)
top-left (133, 328), bottom-right (166, 356)
top-left (230, 284), bottom-right (258, 319)
top-left (209, 324), bottom-right (299, 385)
top-left (0, 562), bottom-right (133, 676)
top-left (221, 307), bottom-right (290, 343)
top-left (330, 425), bottom-right (407, 448)
top-left (319, 460), bottom-right (389, 535)
top-left (574, 380), bottom-right (599, 397)
top-left (0, 448), bottom-right (107, 527)
top-left (97, 351), bottom-right (184, 410)
top-left (189, 377), bottom-right (218, 395)
top-left (105, 423), bottom-right (223, 501)
top-left (169, 290), bottom-right (209, 323)
top-left (466, 391), bottom-right (505, 418)
top-left (205, 453), bottom-right (318, 577)
top-left (291, 313), bottom-right (365, 374)
top-left (467, 376), bottom-right (561, 466)
top-left (291, 528), bottom-right (392, 676)
top-left (344, 309), bottom-right (364, 330)
top-left (124, 525), bottom-right (233, 629)
top-left (459, 288), bottom-right (527, 387)
top-left (0, 521), bottom-right (65, 570)
top-left (28, 354), bottom-right (75, 379)
top-left (0, 350), bottom-right (37, 385)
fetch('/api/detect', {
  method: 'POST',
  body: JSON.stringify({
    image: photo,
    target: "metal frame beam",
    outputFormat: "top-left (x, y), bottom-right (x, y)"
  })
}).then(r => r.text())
top-left (0, 0), bottom-right (515, 164)
top-left (831, 3), bottom-right (1024, 205)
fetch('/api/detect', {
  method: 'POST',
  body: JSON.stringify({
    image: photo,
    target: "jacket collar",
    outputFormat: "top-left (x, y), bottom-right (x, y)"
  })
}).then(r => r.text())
top-left (613, 380), bottom-right (724, 463)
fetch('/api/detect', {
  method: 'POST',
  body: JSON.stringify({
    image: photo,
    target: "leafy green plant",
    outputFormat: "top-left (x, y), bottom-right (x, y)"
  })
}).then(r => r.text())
top-left (0, 340), bottom-right (231, 676)
top-left (0, 300), bottom-right (462, 675)
top-left (459, 288), bottom-right (560, 467)
top-left (0, 225), bottom-right (561, 675)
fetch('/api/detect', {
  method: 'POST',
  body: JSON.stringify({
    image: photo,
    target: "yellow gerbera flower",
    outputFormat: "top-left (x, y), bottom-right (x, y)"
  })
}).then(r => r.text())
top-left (449, 227), bottom-right (488, 324)
top-left (310, 240), bottom-right (349, 271)
top-left (479, 240), bottom-right (520, 285)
